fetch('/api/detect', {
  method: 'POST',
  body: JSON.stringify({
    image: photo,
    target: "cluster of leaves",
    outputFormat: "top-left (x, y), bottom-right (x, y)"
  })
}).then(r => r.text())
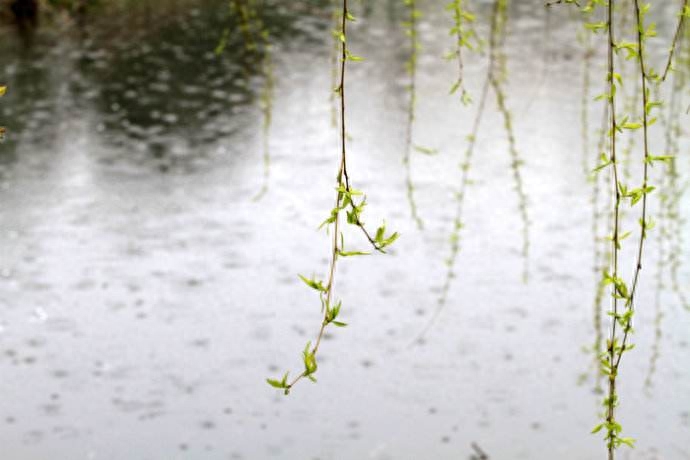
top-left (261, 8), bottom-right (689, 460)
top-left (267, 4), bottom-right (398, 395)
top-left (445, 0), bottom-right (481, 105)
top-left (565, 0), bottom-right (674, 456)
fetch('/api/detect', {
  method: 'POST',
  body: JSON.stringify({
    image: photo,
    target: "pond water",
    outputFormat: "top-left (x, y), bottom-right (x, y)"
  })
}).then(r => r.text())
top-left (0, 1), bottom-right (689, 459)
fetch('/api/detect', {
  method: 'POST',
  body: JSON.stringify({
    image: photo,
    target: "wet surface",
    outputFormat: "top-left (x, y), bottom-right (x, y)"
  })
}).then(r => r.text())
top-left (1, 1), bottom-right (689, 459)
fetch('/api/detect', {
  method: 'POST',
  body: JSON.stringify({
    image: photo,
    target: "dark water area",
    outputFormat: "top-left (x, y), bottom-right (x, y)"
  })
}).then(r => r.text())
top-left (0, 1), bottom-right (689, 459)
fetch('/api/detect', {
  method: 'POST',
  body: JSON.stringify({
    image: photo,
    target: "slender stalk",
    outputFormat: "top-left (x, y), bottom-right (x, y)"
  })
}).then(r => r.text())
top-left (581, 30), bottom-right (593, 176)
top-left (645, 190), bottom-right (667, 391)
top-left (598, 1), bottom-right (655, 455)
top-left (490, 0), bottom-right (530, 282)
top-left (403, 0), bottom-right (424, 229)
top-left (329, 1), bottom-right (340, 128)
top-left (268, 0), bottom-right (398, 395)
top-left (620, 73), bottom-right (640, 181)
top-left (252, 4), bottom-right (275, 201)
top-left (217, 0), bottom-right (274, 200)
top-left (449, 0), bottom-right (478, 105)
top-left (284, 0), bottom-right (353, 391)
top-left (414, 73), bottom-right (491, 345)
top-left (591, 103), bottom-right (610, 395)
top-left (604, 0), bottom-right (622, 456)
top-left (661, 0), bottom-right (689, 81)
top-left (233, 0), bottom-right (258, 52)
top-left (613, 0), bottom-right (652, 373)
top-left (664, 49), bottom-right (690, 310)
top-left (413, 0), bottom-right (528, 345)
top-left (452, 1), bottom-right (468, 102)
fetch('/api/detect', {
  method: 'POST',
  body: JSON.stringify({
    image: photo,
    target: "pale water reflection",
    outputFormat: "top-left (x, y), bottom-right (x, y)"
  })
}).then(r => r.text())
top-left (0, 1), bottom-right (689, 459)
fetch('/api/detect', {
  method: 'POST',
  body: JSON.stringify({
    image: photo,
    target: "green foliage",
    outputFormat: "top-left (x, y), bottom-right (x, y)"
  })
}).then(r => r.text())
top-left (256, 2), bottom-right (688, 455)
top-left (579, 0), bottom-right (658, 456)
top-left (268, 1), bottom-right (397, 395)
top-left (446, 0), bottom-right (480, 105)
top-left (554, 0), bottom-right (680, 456)
top-left (414, 0), bottom-right (530, 346)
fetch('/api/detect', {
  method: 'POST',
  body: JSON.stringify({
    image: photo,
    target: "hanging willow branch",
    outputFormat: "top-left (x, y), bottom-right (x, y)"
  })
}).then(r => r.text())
top-left (412, 0), bottom-right (529, 345)
top-left (490, 0), bottom-right (530, 282)
top-left (252, 6), bottom-right (275, 201)
top-left (216, 0), bottom-right (275, 201)
top-left (413, 73), bottom-right (490, 345)
top-left (447, 0), bottom-right (479, 105)
top-left (645, 66), bottom-right (688, 387)
top-left (589, 102), bottom-right (611, 395)
top-left (402, 0), bottom-right (426, 229)
top-left (329, 1), bottom-right (341, 128)
top-left (589, 0), bottom-right (663, 456)
top-left (596, 1), bottom-right (627, 452)
top-left (267, 0), bottom-right (398, 395)
top-left (664, 68), bottom-right (690, 311)
top-left (661, 0), bottom-right (689, 81)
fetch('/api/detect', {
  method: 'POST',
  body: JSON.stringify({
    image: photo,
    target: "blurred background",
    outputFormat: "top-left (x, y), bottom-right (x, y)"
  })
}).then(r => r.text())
top-left (0, 0), bottom-right (689, 459)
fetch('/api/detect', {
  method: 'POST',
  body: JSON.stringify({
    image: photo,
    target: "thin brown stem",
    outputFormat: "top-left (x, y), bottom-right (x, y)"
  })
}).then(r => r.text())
top-left (613, 0), bottom-right (651, 372)
top-left (605, 0), bottom-right (620, 457)
top-left (286, 0), bottom-right (350, 392)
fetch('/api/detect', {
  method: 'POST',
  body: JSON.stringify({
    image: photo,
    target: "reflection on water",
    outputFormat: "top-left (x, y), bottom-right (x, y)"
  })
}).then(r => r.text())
top-left (1, 0), bottom-right (332, 172)
top-left (0, 1), bottom-right (689, 459)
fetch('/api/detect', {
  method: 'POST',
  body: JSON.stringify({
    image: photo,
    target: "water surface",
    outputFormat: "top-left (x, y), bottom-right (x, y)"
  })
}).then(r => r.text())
top-left (1, 1), bottom-right (689, 459)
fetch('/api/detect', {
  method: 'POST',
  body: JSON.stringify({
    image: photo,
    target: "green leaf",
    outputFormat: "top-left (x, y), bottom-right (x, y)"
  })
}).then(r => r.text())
top-left (345, 50), bottom-right (364, 62)
top-left (622, 121), bottom-right (642, 130)
top-left (266, 379), bottom-right (285, 388)
top-left (338, 250), bottom-right (370, 257)
top-left (449, 80), bottom-right (461, 95)
top-left (614, 279), bottom-right (629, 299)
top-left (266, 371), bottom-right (289, 389)
top-left (302, 342), bottom-right (318, 376)
top-left (375, 224), bottom-right (385, 242)
top-left (646, 155), bottom-right (673, 164)
top-left (618, 437), bottom-right (636, 448)
top-left (585, 22), bottom-right (607, 32)
top-left (298, 274), bottom-right (327, 292)
top-left (319, 209), bottom-right (338, 230)
top-left (266, 378), bottom-right (283, 388)
top-left (593, 152), bottom-right (612, 173)
top-left (413, 145), bottom-right (439, 155)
